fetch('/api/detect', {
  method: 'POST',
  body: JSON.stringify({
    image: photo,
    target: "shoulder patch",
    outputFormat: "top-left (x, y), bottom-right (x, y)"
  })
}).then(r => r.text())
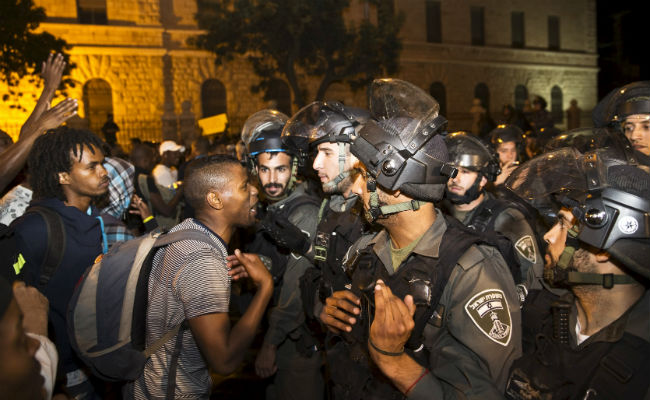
top-left (465, 288), bottom-right (512, 346)
top-left (514, 235), bottom-right (537, 264)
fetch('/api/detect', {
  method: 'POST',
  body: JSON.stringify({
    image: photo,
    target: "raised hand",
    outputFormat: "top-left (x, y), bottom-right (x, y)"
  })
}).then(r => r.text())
top-left (41, 53), bottom-right (66, 92)
top-left (227, 249), bottom-right (272, 289)
top-left (368, 280), bottom-right (416, 358)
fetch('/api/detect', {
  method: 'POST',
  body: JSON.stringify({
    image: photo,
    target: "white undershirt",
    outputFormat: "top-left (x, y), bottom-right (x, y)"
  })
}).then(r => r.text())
top-left (575, 318), bottom-right (591, 345)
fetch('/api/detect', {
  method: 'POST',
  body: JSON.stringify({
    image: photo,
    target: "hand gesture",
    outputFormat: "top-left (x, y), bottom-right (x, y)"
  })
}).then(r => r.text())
top-left (41, 53), bottom-right (66, 92)
top-left (227, 249), bottom-right (272, 289)
top-left (129, 194), bottom-right (152, 219)
top-left (35, 98), bottom-right (78, 132)
top-left (368, 280), bottom-right (416, 359)
top-left (319, 290), bottom-right (360, 334)
top-left (255, 343), bottom-right (278, 378)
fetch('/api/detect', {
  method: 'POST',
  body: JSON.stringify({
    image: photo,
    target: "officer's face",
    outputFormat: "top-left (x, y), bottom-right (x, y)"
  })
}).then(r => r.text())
top-left (313, 142), bottom-right (357, 196)
top-left (447, 167), bottom-right (485, 197)
top-left (350, 163), bottom-right (396, 224)
top-left (543, 208), bottom-right (577, 269)
top-left (623, 114), bottom-right (650, 156)
top-left (496, 141), bottom-right (518, 166)
top-left (256, 152), bottom-right (292, 198)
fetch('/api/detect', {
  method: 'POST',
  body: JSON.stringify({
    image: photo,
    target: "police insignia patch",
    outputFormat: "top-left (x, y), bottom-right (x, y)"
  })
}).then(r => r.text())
top-left (514, 235), bottom-right (536, 264)
top-left (465, 289), bottom-right (512, 346)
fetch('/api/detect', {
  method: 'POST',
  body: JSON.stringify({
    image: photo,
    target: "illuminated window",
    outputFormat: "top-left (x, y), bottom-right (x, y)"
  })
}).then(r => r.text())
top-left (474, 83), bottom-right (490, 112)
top-left (201, 79), bottom-right (227, 118)
top-left (515, 85), bottom-right (528, 111)
top-left (429, 82), bottom-right (446, 116)
top-left (551, 85), bottom-right (563, 123)
top-left (77, 0), bottom-right (107, 24)
top-left (265, 79), bottom-right (292, 116)
top-left (511, 12), bottom-right (524, 48)
top-left (426, 1), bottom-right (442, 43)
top-left (82, 79), bottom-right (113, 135)
top-left (471, 7), bottom-right (485, 46)
top-left (548, 16), bottom-right (560, 50)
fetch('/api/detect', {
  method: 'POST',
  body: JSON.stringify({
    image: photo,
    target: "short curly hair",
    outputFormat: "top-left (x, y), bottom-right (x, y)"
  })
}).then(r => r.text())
top-left (28, 126), bottom-right (105, 201)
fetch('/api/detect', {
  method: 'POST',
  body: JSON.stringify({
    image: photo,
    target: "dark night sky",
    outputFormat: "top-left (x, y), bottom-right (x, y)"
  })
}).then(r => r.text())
top-left (596, 0), bottom-right (648, 98)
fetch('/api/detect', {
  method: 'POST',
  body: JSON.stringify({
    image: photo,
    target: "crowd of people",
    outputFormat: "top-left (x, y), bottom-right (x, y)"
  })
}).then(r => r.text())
top-left (1, 53), bottom-right (649, 400)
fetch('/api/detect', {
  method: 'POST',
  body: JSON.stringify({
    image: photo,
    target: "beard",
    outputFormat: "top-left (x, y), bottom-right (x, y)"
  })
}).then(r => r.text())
top-left (445, 176), bottom-right (483, 205)
top-left (262, 182), bottom-right (287, 200)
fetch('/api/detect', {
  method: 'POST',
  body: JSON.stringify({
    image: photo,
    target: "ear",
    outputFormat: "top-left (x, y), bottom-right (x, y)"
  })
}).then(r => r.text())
top-left (58, 172), bottom-right (71, 185)
top-left (594, 251), bottom-right (611, 263)
top-left (479, 175), bottom-right (488, 189)
top-left (206, 191), bottom-right (223, 210)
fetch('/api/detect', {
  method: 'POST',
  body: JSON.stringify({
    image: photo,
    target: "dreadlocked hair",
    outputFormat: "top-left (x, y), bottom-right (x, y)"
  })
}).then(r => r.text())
top-left (28, 126), bottom-right (105, 201)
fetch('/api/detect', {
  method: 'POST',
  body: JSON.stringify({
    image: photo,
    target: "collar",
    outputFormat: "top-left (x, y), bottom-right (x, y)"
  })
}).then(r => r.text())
top-left (191, 218), bottom-right (228, 250)
top-left (368, 209), bottom-right (448, 273)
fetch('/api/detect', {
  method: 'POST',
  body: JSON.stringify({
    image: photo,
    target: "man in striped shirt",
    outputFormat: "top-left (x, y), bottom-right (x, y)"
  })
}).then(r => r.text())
top-left (132, 156), bottom-right (273, 399)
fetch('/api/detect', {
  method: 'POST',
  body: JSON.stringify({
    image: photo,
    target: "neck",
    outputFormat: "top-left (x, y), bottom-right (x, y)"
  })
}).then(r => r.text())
top-left (573, 281), bottom-right (644, 336)
top-left (454, 192), bottom-right (485, 212)
top-left (195, 212), bottom-right (233, 244)
top-left (385, 202), bottom-right (436, 248)
top-left (63, 192), bottom-right (93, 212)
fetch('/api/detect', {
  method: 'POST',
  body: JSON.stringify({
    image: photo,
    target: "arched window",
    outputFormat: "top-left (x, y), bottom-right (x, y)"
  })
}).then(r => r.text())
top-left (265, 79), bottom-right (292, 116)
top-left (429, 82), bottom-right (447, 117)
top-left (201, 79), bottom-right (227, 118)
top-left (514, 84), bottom-right (528, 111)
top-left (551, 85), bottom-right (563, 123)
top-left (82, 78), bottom-right (113, 135)
top-left (474, 83), bottom-right (490, 113)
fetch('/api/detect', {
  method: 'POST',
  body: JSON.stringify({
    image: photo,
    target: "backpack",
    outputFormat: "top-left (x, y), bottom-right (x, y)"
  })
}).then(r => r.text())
top-left (1, 206), bottom-right (65, 288)
top-left (67, 228), bottom-right (214, 386)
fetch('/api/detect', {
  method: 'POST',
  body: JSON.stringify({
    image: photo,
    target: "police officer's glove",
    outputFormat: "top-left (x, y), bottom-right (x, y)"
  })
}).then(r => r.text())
top-left (260, 212), bottom-right (311, 256)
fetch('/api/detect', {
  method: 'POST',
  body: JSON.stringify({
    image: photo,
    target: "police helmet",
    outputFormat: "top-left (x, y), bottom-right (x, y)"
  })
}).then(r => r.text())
top-left (281, 101), bottom-right (370, 164)
top-left (506, 147), bottom-right (650, 280)
top-left (350, 78), bottom-right (456, 203)
top-left (241, 109), bottom-right (290, 159)
top-left (592, 81), bottom-right (650, 127)
top-left (490, 124), bottom-right (524, 148)
top-left (445, 132), bottom-right (501, 182)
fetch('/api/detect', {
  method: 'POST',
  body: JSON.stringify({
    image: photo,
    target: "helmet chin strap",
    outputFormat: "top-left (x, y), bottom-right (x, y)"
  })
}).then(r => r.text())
top-left (323, 142), bottom-right (350, 192)
top-left (364, 176), bottom-right (424, 222)
top-left (544, 226), bottom-right (637, 289)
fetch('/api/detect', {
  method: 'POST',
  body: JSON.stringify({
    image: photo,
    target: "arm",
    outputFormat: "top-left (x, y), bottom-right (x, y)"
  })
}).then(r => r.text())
top-left (0, 98), bottom-right (77, 192)
top-left (149, 186), bottom-right (183, 217)
top-left (189, 250), bottom-right (273, 375)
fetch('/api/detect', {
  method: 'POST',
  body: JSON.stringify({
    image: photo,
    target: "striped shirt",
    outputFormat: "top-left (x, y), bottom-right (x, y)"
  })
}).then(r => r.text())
top-left (132, 218), bottom-right (230, 399)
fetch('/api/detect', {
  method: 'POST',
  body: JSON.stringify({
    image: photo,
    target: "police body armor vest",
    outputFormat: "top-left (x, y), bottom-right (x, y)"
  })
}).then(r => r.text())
top-left (246, 194), bottom-right (320, 299)
top-left (329, 218), bottom-right (499, 400)
top-left (506, 289), bottom-right (650, 400)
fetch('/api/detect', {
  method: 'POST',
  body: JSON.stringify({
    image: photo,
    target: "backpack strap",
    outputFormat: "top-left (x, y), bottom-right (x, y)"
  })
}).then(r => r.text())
top-left (26, 206), bottom-right (66, 291)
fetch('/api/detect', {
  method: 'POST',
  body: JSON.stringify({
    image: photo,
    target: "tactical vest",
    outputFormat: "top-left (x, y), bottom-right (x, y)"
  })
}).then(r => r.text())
top-left (246, 194), bottom-right (320, 298)
top-left (506, 289), bottom-right (650, 400)
top-left (328, 219), bottom-right (497, 400)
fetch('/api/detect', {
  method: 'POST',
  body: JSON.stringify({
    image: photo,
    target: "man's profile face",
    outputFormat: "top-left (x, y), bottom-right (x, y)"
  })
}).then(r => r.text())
top-left (543, 208), bottom-right (578, 270)
top-left (496, 141), bottom-right (518, 167)
top-left (0, 299), bottom-right (44, 400)
top-left (623, 114), bottom-right (650, 156)
top-left (349, 164), bottom-right (394, 224)
top-left (446, 167), bottom-right (483, 198)
top-left (256, 152), bottom-right (292, 199)
top-left (60, 145), bottom-right (109, 199)
top-left (312, 142), bottom-right (357, 196)
top-left (221, 164), bottom-right (259, 228)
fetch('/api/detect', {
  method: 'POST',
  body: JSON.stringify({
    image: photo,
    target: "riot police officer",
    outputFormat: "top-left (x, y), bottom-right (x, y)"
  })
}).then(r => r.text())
top-left (504, 148), bottom-right (650, 399)
top-left (239, 110), bottom-right (323, 400)
top-left (442, 132), bottom-right (543, 293)
top-left (320, 79), bottom-right (522, 399)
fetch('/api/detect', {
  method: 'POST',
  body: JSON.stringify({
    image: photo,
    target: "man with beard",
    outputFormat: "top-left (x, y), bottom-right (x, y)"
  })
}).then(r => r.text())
top-left (10, 127), bottom-right (109, 398)
top-left (319, 79), bottom-right (521, 399)
top-left (441, 132), bottom-right (543, 294)
top-left (503, 148), bottom-right (650, 399)
top-left (240, 110), bottom-right (323, 400)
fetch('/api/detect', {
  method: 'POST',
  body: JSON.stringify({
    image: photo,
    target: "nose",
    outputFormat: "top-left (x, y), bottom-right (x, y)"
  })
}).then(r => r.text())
top-left (543, 223), bottom-right (561, 245)
top-left (313, 153), bottom-right (323, 170)
top-left (251, 185), bottom-right (259, 197)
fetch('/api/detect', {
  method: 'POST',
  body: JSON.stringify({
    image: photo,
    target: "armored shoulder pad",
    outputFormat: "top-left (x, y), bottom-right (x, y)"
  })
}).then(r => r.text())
top-left (342, 233), bottom-right (376, 270)
top-left (456, 243), bottom-right (496, 271)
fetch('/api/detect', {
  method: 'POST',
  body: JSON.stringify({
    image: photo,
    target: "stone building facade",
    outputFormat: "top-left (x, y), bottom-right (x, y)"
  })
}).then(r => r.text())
top-left (1, 0), bottom-right (597, 148)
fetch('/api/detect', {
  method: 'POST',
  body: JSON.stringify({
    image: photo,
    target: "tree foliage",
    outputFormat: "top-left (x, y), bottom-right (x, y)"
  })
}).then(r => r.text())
top-left (0, 0), bottom-right (73, 110)
top-left (191, 0), bottom-right (403, 108)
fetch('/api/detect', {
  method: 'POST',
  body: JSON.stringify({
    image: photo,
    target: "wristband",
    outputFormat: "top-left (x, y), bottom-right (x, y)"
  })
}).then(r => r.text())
top-left (368, 338), bottom-right (404, 356)
top-left (142, 215), bottom-right (154, 223)
top-left (405, 368), bottom-right (429, 395)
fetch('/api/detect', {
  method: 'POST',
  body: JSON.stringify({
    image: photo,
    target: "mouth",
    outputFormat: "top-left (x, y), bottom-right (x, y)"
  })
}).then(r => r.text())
top-left (250, 203), bottom-right (258, 216)
top-left (318, 174), bottom-right (329, 182)
top-left (448, 186), bottom-right (463, 193)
